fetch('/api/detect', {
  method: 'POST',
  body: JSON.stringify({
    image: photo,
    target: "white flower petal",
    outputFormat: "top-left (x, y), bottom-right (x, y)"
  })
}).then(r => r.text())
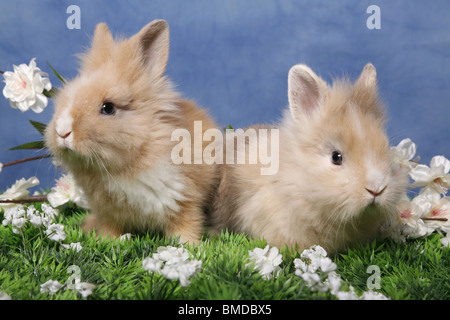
top-left (47, 191), bottom-right (70, 207)
top-left (409, 164), bottom-right (431, 185)
top-left (40, 280), bottom-right (63, 295)
top-left (0, 291), bottom-right (12, 300)
top-left (30, 93), bottom-right (48, 113)
top-left (142, 257), bottom-right (163, 272)
top-left (430, 156), bottom-right (450, 173)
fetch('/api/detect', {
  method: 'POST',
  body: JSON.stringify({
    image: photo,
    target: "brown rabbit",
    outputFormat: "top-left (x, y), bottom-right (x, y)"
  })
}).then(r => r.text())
top-left (45, 20), bottom-right (219, 244)
top-left (209, 63), bottom-right (409, 254)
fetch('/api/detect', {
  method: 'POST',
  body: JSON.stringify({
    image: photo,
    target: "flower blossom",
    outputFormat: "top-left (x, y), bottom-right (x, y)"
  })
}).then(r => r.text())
top-left (2, 205), bottom-right (27, 234)
top-left (245, 245), bottom-right (283, 280)
top-left (2, 58), bottom-right (52, 113)
top-left (142, 246), bottom-right (202, 287)
top-left (40, 280), bottom-right (63, 295)
top-left (414, 188), bottom-right (450, 234)
top-left (440, 233), bottom-right (450, 248)
top-left (47, 173), bottom-right (90, 208)
top-left (0, 177), bottom-right (40, 210)
top-left (294, 245), bottom-right (337, 292)
top-left (26, 205), bottom-right (42, 226)
top-left (390, 138), bottom-right (419, 171)
top-left (0, 291), bottom-right (12, 300)
top-left (70, 278), bottom-right (96, 298)
top-left (45, 223), bottom-right (66, 242)
top-left (360, 290), bottom-right (390, 300)
top-left (293, 245), bottom-right (390, 300)
top-left (119, 233), bottom-right (132, 241)
top-left (409, 155), bottom-right (450, 194)
top-left (61, 242), bottom-right (83, 252)
top-left (394, 195), bottom-right (429, 239)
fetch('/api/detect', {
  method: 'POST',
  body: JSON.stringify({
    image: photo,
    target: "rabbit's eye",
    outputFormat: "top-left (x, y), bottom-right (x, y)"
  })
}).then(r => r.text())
top-left (331, 151), bottom-right (343, 165)
top-left (101, 102), bottom-right (116, 115)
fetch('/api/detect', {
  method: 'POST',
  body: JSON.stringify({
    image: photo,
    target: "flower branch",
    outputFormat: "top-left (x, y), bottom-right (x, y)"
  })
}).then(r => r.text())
top-left (0, 195), bottom-right (48, 204)
top-left (2, 154), bottom-right (52, 168)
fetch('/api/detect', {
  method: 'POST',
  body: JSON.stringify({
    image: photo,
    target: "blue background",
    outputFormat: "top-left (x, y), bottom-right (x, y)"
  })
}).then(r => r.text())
top-left (0, 0), bottom-right (448, 192)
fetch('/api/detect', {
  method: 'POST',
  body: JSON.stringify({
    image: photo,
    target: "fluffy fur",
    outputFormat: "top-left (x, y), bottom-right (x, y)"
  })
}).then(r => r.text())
top-left (209, 63), bottom-right (408, 255)
top-left (45, 20), bottom-right (219, 243)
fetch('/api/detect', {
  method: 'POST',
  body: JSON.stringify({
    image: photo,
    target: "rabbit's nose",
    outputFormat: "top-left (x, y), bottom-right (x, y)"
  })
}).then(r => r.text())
top-left (365, 185), bottom-right (386, 198)
top-left (57, 130), bottom-right (72, 139)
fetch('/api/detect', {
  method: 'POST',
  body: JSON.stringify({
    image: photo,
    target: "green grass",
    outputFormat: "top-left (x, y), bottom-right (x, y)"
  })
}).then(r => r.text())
top-left (0, 204), bottom-right (448, 300)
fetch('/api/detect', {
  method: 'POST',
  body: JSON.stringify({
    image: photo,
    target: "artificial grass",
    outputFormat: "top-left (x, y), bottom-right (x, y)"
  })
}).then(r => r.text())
top-left (0, 203), bottom-right (448, 300)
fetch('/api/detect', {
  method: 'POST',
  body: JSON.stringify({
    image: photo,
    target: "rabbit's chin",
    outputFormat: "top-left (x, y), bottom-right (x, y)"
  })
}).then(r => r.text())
top-left (54, 147), bottom-right (110, 174)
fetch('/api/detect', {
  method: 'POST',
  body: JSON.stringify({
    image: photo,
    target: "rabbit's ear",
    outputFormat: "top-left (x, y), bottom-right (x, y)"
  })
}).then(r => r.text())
top-left (92, 23), bottom-right (114, 53)
top-left (136, 20), bottom-right (170, 79)
top-left (80, 23), bottom-right (114, 71)
top-left (288, 64), bottom-right (327, 121)
top-left (351, 63), bottom-right (384, 119)
top-left (355, 63), bottom-right (377, 90)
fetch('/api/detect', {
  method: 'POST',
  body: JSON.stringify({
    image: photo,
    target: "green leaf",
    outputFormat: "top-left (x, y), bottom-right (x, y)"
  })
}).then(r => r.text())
top-left (7, 141), bottom-right (45, 151)
top-left (29, 120), bottom-right (47, 136)
top-left (46, 60), bottom-right (66, 84)
top-left (224, 124), bottom-right (234, 132)
top-left (43, 88), bottom-right (58, 98)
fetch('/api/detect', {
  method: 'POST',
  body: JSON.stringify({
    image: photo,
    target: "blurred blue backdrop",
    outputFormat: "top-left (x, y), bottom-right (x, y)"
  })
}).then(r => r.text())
top-left (0, 0), bottom-right (448, 192)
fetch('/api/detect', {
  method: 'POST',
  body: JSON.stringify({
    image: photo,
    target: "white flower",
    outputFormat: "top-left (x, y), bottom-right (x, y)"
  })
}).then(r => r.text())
top-left (61, 242), bottom-right (83, 252)
top-left (335, 286), bottom-right (360, 300)
top-left (300, 272), bottom-right (321, 288)
top-left (41, 203), bottom-right (59, 218)
top-left (47, 174), bottom-right (90, 208)
top-left (293, 258), bottom-right (308, 275)
top-left (410, 155), bottom-right (450, 194)
top-left (294, 245), bottom-right (338, 293)
top-left (245, 245), bottom-right (283, 280)
top-left (361, 290), bottom-right (390, 300)
top-left (0, 291), bottom-right (12, 300)
top-left (0, 177), bottom-right (40, 210)
top-left (325, 271), bottom-right (342, 295)
top-left (119, 233), bottom-right (132, 241)
top-left (300, 244), bottom-right (328, 260)
top-left (142, 257), bottom-right (164, 272)
top-left (416, 189), bottom-right (450, 234)
top-left (37, 203), bottom-right (59, 228)
top-left (40, 280), bottom-right (63, 295)
top-left (396, 195), bottom-right (429, 238)
top-left (0, 163), bottom-right (3, 174)
top-left (2, 205), bottom-right (27, 234)
top-left (142, 246), bottom-right (202, 287)
top-left (390, 138), bottom-right (419, 170)
top-left (45, 223), bottom-right (66, 242)
top-left (440, 234), bottom-right (450, 248)
top-left (2, 58), bottom-right (52, 113)
top-left (160, 263), bottom-right (181, 280)
top-left (318, 256), bottom-right (338, 273)
top-left (175, 260), bottom-right (203, 287)
top-left (11, 208), bottom-right (27, 234)
top-left (159, 260), bottom-right (202, 286)
top-left (72, 278), bottom-right (96, 298)
top-left (26, 205), bottom-right (42, 226)
top-left (294, 245), bottom-right (334, 275)
top-left (294, 245), bottom-right (391, 300)
top-left (154, 245), bottom-right (190, 263)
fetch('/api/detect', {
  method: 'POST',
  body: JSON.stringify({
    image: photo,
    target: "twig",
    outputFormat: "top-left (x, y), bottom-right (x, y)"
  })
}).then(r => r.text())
top-left (421, 217), bottom-right (448, 222)
top-left (0, 70), bottom-right (4, 74)
top-left (0, 195), bottom-right (48, 204)
top-left (2, 154), bottom-right (52, 168)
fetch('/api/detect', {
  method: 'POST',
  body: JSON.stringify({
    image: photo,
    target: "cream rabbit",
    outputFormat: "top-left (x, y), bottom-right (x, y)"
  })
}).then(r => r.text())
top-left (210, 63), bottom-right (408, 254)
top-left (45, 20), bottom-right (219, 244)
